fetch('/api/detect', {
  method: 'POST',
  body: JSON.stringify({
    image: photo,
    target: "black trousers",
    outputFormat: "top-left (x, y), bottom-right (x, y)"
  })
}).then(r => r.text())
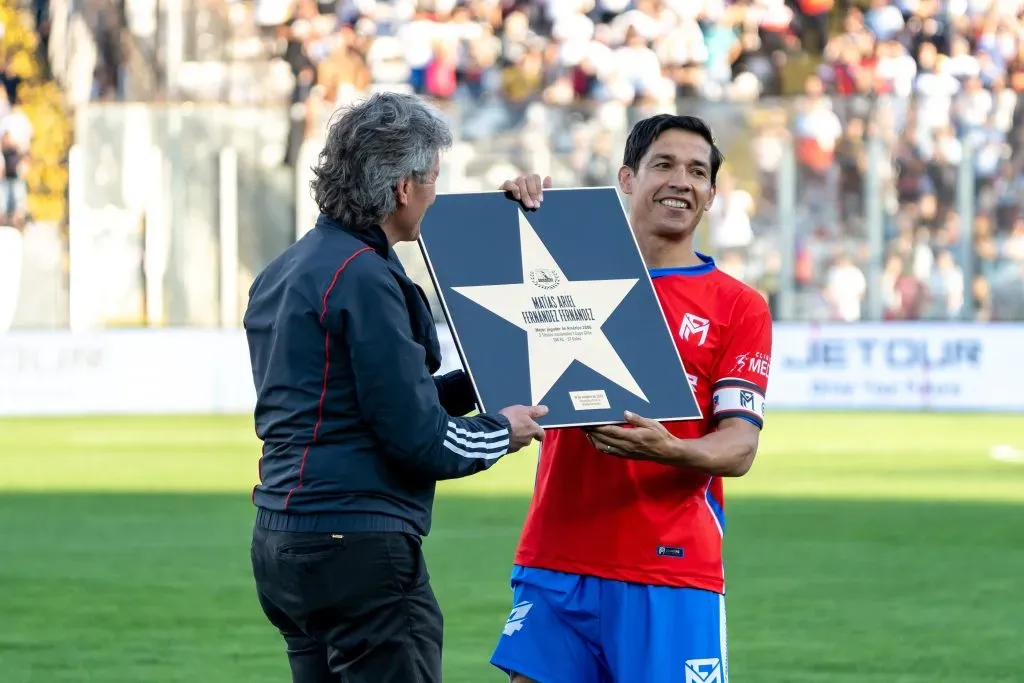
top-left (250, 525), bottom-right (443, 683)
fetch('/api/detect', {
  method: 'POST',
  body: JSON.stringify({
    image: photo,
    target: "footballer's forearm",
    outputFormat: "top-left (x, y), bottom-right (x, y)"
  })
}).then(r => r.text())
top-left (667, 419), bottom-right (759, 476)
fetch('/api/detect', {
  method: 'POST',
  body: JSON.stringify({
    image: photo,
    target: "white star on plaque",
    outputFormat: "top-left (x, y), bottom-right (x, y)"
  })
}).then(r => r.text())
top-left (451, 208), bottom-right (648, 406)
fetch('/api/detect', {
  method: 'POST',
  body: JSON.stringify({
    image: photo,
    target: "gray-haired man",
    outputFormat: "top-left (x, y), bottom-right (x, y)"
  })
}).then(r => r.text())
top-left (244, 92), bottom-right (547, 683)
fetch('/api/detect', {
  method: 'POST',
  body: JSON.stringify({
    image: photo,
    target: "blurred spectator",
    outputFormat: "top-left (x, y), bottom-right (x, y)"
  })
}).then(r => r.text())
top-left (795, 0), bottom-right (834, 55)
top-left (825, 253), bottom-right (867, 322)
top-left (0, 56), bottom-right (22, 106)
top-left (0, 98), bottom-right (32, 229)
top-left (0, 127), bottom-right (29, 228)
top-left (885, 254), bottom-right (927, 320)
top-left (794, 74), bottom-right (843, 230)
top-left (929, 249), bottom-right (965, 319)
top-left (706, 171), bottom-right (755, 251)
top-left (835, 116), bottom-right (866, 228)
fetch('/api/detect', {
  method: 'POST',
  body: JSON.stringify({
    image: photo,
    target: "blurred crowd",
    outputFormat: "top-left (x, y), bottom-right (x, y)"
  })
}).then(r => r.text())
top-left (252, 0), bottom-right (1024, 321)
top-left (263, 0), bottom-right (810, 161)
top-left (11, 0), bottom-right (1024, 324)
top-left (786, 1), bottom-right (1024, 322)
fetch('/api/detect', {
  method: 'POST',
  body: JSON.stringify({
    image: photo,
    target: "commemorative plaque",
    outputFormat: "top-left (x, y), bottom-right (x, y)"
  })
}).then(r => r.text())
top-left (417, 187), bottom-right (701, 428)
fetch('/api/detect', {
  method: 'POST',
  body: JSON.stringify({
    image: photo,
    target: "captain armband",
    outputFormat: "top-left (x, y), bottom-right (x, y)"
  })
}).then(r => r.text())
top-left (711, 378), bottom-right (766, 429)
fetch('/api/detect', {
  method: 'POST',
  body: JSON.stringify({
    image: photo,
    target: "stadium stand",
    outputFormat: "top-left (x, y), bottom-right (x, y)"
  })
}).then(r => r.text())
top-left (4, 0), bottom-right (1024, 329)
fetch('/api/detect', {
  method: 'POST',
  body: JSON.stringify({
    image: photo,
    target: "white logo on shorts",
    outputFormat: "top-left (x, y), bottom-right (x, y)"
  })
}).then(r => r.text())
top-left (502, 600), bottom-right (533, 636)
top-left (685, 658), bottom-right (722, 683)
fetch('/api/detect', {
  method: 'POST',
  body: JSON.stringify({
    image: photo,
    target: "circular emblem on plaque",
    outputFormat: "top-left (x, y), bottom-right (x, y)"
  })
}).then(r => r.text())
top-left (529, 268), bottom-right (561, 290)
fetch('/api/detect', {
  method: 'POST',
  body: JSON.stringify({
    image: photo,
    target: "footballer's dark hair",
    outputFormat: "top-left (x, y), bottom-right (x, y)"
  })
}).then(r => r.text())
top-left (622, 114), bottom-right (724, 186)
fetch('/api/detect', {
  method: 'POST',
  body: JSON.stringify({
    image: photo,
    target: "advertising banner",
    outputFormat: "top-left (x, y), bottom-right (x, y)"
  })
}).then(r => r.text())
top-left (767, 323), bottom-right (1023, 412)
top-left (0, 330), bottom-right (256, 416)
top-left (1, 323), bottom-right (1020, 417)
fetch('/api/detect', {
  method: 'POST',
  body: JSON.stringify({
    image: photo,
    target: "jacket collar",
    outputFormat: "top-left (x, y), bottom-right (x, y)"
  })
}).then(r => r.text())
top-left (315, 213), bottom-right (389, 257)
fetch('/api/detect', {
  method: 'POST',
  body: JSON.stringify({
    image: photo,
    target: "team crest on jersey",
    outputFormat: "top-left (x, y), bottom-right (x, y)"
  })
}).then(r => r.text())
top-left (739, 390), bottom-right (754, 409)
top-left (679, 313), bottom-right (710, 346)
top-left (685, 658), bottom-right (722, 683)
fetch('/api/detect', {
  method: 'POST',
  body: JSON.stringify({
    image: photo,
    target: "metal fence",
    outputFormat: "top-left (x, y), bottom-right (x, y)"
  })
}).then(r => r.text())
top-left (5, 95), bottom-right (1023, 332)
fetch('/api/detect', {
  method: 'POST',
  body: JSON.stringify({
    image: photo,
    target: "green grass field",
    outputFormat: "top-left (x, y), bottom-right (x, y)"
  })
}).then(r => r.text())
top-left (1, 412), bottom-right (1022, 682)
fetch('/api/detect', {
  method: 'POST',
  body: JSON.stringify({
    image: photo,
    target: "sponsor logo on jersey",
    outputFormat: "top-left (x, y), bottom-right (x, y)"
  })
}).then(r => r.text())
top-left (680, 313), bottom-right (710, 346)
top-left (685, 658), bottom-right (723, 683)
top-left (732, 352), bottom-right (770, 378)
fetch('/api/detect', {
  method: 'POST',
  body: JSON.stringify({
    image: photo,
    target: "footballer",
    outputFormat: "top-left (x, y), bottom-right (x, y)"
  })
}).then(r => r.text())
top-left (491, 115), bottom-right (773, 683)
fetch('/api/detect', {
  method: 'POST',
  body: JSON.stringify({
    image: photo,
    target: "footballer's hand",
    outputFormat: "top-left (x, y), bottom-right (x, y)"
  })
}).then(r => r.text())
top-left (586, 411), bottom-right (676, 463)
top-left (499, 404), bottom-right (548, 453)
top-left (500, 173), bottom-right (552, 210)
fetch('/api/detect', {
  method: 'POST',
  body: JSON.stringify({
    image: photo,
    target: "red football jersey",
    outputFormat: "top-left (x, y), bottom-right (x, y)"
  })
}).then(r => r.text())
top-left (513, 255), bottom-right (773, 594)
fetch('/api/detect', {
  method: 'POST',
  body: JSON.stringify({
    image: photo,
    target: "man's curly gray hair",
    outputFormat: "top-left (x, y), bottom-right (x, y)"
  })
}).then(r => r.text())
top-left (310, 92), bottom-right (453, 228)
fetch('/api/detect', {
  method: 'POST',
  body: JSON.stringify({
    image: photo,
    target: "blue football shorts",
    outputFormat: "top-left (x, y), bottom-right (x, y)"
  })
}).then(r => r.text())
top-left (490, 565), bottom-right (728, 683)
